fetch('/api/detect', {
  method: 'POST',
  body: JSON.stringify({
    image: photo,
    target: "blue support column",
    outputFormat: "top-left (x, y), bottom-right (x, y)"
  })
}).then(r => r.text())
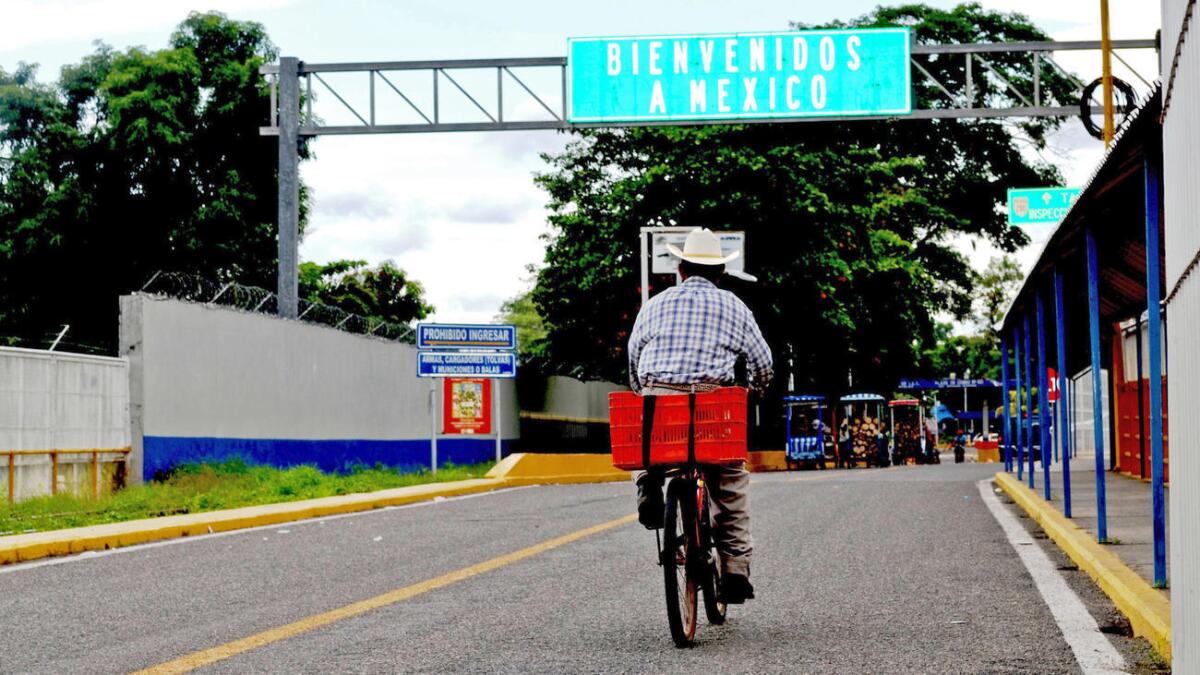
top-left (1085, 226), bottom-right (1109, 542)
top-left (1024, 313), bottom-right (1034, 488)
top-left (1054, 267), bottom-right (1072, 518)
top-left (1001, 336), bottom-right (1013, 472)
top-left (1143, 158), bottom-right (1167, 586)
top-left (1014, 324), bottom-right (1025, 481)
top-left (1036, 291), bottom-right (1052, 499)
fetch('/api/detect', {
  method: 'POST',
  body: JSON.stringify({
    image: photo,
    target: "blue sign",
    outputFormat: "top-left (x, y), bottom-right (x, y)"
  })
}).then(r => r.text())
top-left (899, 378), bottom-right (1001, 389)
top-left (567, 28), bottom-right (911, 123)
top-left (417, 352), bottom-right (517, 378)
top-left (416, 323), bottom-right (516, 351)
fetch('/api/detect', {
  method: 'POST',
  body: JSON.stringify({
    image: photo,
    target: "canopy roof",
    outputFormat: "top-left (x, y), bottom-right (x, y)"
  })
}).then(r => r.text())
top-left (888, 399), bottom-right (921, 407)
top-left (840, 393), bottom-right (885, 402)
top-left (783, 394), bottom-right (825, 404)
top-left (1000, 86), bottom-right (1163, 376)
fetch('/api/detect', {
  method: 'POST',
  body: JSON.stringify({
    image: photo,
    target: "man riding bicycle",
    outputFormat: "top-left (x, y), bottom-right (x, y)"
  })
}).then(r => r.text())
top-left (627, 227), bottom-right (773, 605)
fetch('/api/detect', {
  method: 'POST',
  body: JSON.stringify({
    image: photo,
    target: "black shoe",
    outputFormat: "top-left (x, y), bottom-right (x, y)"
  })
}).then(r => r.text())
top-left (636, 476), bottom-right (663, 529)
top-left (720, 573), bottom-right (755, 604)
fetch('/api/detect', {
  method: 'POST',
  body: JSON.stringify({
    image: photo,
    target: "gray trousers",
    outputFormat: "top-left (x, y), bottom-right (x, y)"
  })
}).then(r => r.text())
top-left (636, 386), bottom-right (752, 578)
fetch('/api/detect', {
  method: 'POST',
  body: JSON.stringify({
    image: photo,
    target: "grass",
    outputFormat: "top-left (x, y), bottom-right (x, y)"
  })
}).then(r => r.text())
top-left (0, 459), bottom-right (494, 535)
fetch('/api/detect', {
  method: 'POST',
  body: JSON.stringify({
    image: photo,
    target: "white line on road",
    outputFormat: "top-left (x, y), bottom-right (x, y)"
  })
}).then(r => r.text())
top-left (977, 479), bottom-right (1127, 675)
top-left (0, 485), bottom-right (535, 576)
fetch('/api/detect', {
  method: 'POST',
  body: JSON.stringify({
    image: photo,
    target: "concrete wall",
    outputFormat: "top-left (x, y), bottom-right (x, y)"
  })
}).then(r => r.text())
top-left (120, 295), bottom-right (516, 481)
top-left (1068, 366), bottom-right (1110, 459)
top-left (517, 375), bottom-right (626, 453)
top-left (1161, 0), bottom-right (1199, 665)
top-left (0, 347), bottom-right (129, 500)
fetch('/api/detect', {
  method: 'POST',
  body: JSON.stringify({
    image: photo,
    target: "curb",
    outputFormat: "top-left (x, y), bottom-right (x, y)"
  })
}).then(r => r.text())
top-left (0, 478), bottom-right (508, 566)
top-left (0, 453), bottom-right (630, 567)
top-left (994, 472), bottom-right (1172, 662)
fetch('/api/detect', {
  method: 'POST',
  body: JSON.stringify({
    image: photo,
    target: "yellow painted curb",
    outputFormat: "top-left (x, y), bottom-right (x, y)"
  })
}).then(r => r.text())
top-left (0, 453), bottom-right (636, 567)
top-left (748, 450), bottom-right (789, 472)
top-left (994, 472), bottom-right (1172, 662)
top-left (485, 452), bottom-right (630, 485)
top-left (975, 447), bottom-right (1000, 463)
top-left (0, 478), bottom-right (508, 567)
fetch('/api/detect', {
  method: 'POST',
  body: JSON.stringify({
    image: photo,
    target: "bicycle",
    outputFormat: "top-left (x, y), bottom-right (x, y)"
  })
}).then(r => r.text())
top-left (609, 387), bottom-right (748, 648)
top-left (657, 465), bottom-right (726, 648)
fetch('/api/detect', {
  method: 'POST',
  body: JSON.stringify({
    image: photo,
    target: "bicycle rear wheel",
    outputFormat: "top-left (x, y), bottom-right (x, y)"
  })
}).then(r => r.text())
top-left (698, 485), bottom-right (727, 626)
top-left (662, 478), bottom-right (698, 648)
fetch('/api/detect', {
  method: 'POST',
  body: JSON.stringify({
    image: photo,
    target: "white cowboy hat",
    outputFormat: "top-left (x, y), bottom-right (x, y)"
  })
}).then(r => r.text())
top-left (666, 227), bottom-right (741, 266)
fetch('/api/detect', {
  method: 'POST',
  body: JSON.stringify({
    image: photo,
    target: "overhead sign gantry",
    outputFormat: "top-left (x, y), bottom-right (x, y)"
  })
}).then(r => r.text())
top-left (261, 36), bottom-right (1156, 317)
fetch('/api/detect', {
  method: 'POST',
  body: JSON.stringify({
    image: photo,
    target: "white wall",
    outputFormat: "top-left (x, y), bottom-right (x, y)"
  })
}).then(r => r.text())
top-left (1162, 0), bottom-right (1199, 666)
top-left (120, 295), bottom-right (516, 482)
top-left (0, 347), bottom-right (129, 500)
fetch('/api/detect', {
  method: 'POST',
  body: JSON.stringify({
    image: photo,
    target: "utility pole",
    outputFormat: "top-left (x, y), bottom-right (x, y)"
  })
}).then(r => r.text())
top-left (1099, 0), bottom-right (1115, 149)
top-left (277, 56), bottom-right (301, 317)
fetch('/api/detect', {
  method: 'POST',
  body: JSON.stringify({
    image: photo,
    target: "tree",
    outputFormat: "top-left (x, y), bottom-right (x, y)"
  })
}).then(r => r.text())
top-left (974, 255), bottom-right (1024, 341)
top-left (532, 3), bottom-right (1070, 394)
top-left (0, 12), bottom-right (306, 353)
top-left (496, 284), bottom-right (548, 362)
top-left (299, 259), bottom-right (432, 326)
top-left (924, 323), bottom-right (999, 379)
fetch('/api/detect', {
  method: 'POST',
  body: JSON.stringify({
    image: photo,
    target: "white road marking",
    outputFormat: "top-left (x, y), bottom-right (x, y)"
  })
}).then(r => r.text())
top-left (0, 485), bottom-right (535, 575)
top-left (977, 479), bottom-right (1127, 675)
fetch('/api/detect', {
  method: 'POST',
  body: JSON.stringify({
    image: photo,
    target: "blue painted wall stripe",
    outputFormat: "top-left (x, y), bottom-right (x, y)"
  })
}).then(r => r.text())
top-left (143, 436), bottom-right (510, 479)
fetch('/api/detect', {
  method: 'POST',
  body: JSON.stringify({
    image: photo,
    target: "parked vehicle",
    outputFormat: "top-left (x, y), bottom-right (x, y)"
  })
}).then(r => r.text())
top-left (888, 399), bottom-right (924, 466)
top-left (784, 395), bottom-right (830, 470)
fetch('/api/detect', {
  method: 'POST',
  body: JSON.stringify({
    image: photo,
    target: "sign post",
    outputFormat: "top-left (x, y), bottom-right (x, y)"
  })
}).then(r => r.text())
top-left (639, 226), bottom-right (754, 304)
top-left (416, 323), bottom-right (516, 469)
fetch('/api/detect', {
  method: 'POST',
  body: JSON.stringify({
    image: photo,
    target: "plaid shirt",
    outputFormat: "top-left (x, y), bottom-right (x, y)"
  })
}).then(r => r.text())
top-left (628, 276), bottom-right (773, 394)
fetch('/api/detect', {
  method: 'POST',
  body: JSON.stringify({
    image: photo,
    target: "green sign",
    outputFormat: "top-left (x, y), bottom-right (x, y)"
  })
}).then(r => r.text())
top-left (567, 28), bottom-right (911, 124)
top-left (1007, 187), bottom-right (1082, 225)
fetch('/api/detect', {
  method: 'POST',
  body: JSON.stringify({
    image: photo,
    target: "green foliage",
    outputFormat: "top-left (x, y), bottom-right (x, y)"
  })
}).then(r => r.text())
top-left (496, 279), bottom-right (548, 362)
top-left (0, 12), bottom-right (304, 353)
top-left (0, 459), bottom-right (492, 534)
top-left (530, 3), bottom-right (1067, 394)
top-left (924, 323), bottom-right (999, 379)
top-left (974, 254), bottom-right (1024, 339)
top-left (299, 259), bottom-right (433, 326)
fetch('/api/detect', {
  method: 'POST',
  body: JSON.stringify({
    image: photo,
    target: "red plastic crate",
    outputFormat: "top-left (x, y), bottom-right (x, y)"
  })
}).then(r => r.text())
top-left (609, 387), bottom-right (749, 470)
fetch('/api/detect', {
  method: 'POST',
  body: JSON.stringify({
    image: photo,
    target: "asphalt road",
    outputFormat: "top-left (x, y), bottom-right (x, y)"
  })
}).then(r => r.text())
top-left (0, 462), bottom-right (1146, 673)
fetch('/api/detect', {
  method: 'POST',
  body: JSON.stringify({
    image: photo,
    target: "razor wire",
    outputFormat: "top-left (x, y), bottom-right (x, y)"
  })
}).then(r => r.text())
top-left (140, 271), bottom-right (416, 342)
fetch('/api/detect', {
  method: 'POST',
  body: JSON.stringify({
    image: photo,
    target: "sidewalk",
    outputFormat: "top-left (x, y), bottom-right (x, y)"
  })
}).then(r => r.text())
top-left (996, 454), bottom-right (1172, 660)
top-left (1008, 453), bottom-right (1169, 593)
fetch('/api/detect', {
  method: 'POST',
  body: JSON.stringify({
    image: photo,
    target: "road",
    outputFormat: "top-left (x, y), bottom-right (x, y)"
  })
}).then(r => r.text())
top-left (0, 462), bottom-right (1151, 673)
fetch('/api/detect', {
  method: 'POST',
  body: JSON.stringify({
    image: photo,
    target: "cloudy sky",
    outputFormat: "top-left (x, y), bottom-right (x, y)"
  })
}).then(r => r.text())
top-left (1, 0), bottom-right (1162, 324)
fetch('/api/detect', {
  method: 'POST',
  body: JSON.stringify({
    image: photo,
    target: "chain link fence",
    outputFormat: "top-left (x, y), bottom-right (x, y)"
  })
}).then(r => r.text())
top-left (140, 271), bottom-right (416, 343)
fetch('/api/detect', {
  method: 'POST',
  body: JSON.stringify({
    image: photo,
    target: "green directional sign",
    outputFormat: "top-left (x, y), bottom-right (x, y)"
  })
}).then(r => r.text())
top-left (1007, 187), bottom-right (1082, 225)
top-left (567, 28), bottom-right (912, 124)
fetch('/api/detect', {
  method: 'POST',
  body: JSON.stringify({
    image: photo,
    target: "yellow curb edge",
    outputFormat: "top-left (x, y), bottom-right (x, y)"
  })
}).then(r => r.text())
top-left (994, 472), bottom-right (1172, 662)
top-left (0, 453), bottom-right (633, 567)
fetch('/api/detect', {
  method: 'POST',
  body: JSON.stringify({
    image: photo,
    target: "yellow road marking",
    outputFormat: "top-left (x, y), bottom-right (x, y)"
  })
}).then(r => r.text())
top-left (134, 513), bottom-right (638, 674)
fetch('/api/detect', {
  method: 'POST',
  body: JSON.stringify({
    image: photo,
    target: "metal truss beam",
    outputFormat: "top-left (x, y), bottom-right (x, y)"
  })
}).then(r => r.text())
top-left (260, 38), bottom-right (1157, 138)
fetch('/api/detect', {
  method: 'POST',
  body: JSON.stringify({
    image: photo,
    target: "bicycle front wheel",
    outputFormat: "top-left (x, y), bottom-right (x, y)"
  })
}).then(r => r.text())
top-left (662, 478), bottom-right (698, 648)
